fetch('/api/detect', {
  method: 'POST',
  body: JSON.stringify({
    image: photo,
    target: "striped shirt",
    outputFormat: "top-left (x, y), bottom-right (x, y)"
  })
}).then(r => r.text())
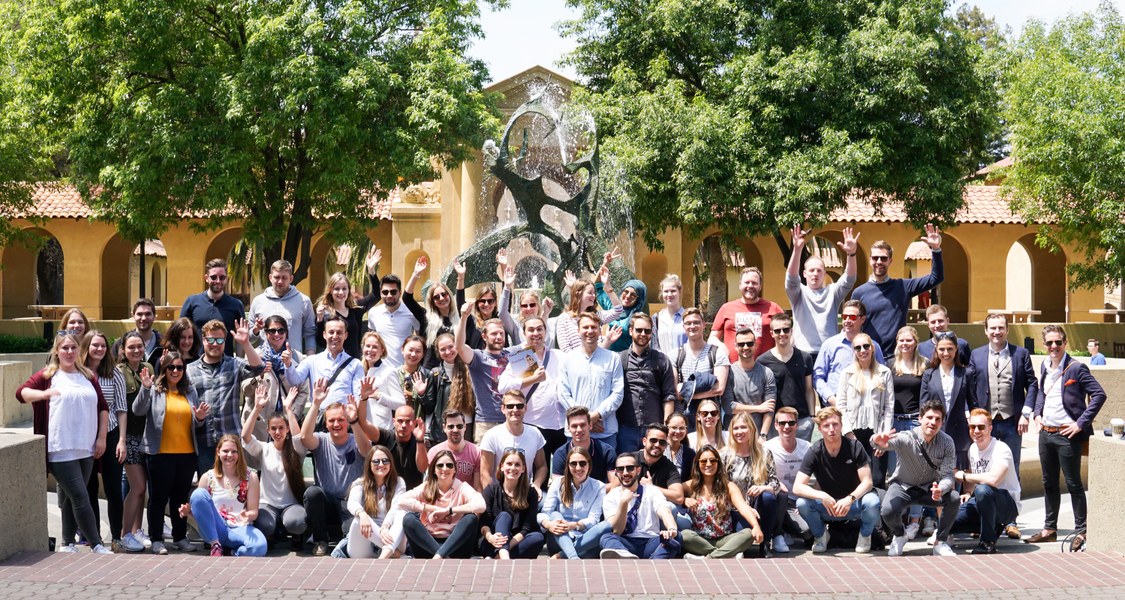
top-left (98, 370), bottom-right (127, 432)
top-left (884, 427), bottom-right (956, 494)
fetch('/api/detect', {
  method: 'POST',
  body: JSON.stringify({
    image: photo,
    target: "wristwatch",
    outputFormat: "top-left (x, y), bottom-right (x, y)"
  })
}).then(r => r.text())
top-left (846, 494), bottom-right (856, 503)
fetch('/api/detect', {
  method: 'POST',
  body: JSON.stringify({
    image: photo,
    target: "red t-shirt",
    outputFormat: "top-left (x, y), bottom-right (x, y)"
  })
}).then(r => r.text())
top-left (710, 298), bottom-right (784, 361)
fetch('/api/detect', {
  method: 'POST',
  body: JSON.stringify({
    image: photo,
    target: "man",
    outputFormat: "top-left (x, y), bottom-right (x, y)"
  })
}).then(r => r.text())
top-left (916, 304), bottom-right (972, 364)
top-left (479, 390), bottom-right (548, 492)
top-left (249, 260), bottom-right (317, 355)
top-left (112, 298), bottom-right (163, 365)
top-left (559, 312), bottom-right (625, 450)
top-left (764, 407), bottom-right (813, 552)
top-left (970, 313), bottom-right (1038, 474)
top-left (284, 316), bottom-right (363, 409)
top-left (1026, 325), bottom-right (1106, 551)
top-left (617, 313), bottom-right (676, 454)
top-left (180, 258), bottom-right (244, 355)
top-left (873, 400), bottom-right (961, 557)
top-left (367, 274), bottom-right (420, 367)
top-left (952, 409), bottom-right (1022, 554)
top-left (652, 274), bottom-right (687, 359)
top-left (386, 405), bottom-right (428, 489)
top-left (623, 424), bottom-right (685, 508)
top-left (427, 410), bottom-right (482, 490)
top-left (456, 306), bottom-right (511, 443)
top-left (551, 406), bottom-right (618, 484)
top-left (758, 313), bottom-right (817, 440)
top-left (299, 380), bottom-right (372, 556)
top-left (599, 453), bottom-right (682, 559)
top-left (498, 316), bottom-right (566, 467)
top-left (785, 225), bottom-right (859, 357)
top-left (674, 308), bottom-right (730, 426)
top-left (187, 319), bottom-right (263, 475)
top-left (1088, 339), bottom-right (1107, 365)
top-left (724, 327), bottom-right (777, 435)
top-left (709, 266), bottom-right (784, 361)
top-left (793, 406), bottom-right (880, 554)
top-left (813, 300), bottom-right (884, 407)
top-left (851, 224), bottom-right (944, 357)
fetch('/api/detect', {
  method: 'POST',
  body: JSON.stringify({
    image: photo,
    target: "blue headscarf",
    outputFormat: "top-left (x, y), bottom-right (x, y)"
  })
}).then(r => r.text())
top-left (598, 278), bottom-right (648, 352)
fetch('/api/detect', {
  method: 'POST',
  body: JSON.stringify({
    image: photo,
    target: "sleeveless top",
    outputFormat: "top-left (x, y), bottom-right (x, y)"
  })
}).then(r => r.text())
top-left (207, 469), bottom-right (251, 527)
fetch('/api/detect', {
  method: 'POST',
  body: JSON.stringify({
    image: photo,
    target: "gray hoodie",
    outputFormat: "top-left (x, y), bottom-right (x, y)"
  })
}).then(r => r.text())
top-left (249, 286), bottom-right (317, 354)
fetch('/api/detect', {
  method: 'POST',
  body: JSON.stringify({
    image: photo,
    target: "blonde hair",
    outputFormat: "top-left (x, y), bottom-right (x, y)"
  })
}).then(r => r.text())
top-left (318, 272), bottom-right (358, 312)
top-left (692, 399), bottom-right (725, 451)
top-left (728, 413), bottom-right (769, 485)
top-left (43, 332), bottom-right (96, 380)
top-left (891, 326), bottom-right (927, 377)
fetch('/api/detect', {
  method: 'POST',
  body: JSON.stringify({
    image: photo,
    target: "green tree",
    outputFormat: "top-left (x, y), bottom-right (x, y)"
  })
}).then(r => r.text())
top-left (1, 0), bottom-right (502, 284)
top-left (1003, 2), bottom-right (1125, 290)
top-left (560, 0), bottom-right (998, 259)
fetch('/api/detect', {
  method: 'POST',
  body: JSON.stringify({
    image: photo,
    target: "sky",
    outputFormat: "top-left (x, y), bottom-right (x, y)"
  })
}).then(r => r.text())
top-left (471, 0), bottom-right (1125, 84)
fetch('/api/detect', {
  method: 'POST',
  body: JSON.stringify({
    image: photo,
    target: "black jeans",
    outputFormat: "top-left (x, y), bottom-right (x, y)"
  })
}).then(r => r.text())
top-left (51, 457), bottom-right (103, 547)
top-left (83, 427), bottom-right (124, 541)
top-left (402, 512), bottom-right (479, 558)
top-left (303, 486), bottom-right (351, 542)
top-left (1040, 430), bottom-right (1087, 533)
top-left (146, 453), bottom-right (196, 543)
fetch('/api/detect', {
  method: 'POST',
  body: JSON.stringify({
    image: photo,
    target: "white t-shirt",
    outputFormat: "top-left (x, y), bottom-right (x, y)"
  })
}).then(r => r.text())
top-left (603, 483), bottom-right (673, 538)
top-left (765, 437), bottom-right (812, 506)
top-left (479, 424), bottom-right (546, 461)
top-left (969, 438), bottom-right (1021, 512)
top-left (244, 435), bottom-right (308, 508)
top-left (48, 371), bottom-right (100, 462)
top-left (367, 302), bottom-right (420, 368)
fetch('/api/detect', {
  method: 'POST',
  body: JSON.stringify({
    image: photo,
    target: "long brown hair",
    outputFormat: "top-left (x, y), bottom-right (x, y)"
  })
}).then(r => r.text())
top-left (495, 448), bottom-right (531, 511)
top-left (422, 449), bottom-right (456, 504)
top-left (163, 317), bottom-right (200, 360)
top-left (267, 411), bottom-right (306, 499)
top-left (561, 446), bottom-right (592, 508)
top-left (360, 445), bottom-right (399, 515)
top-left (436, 333), bottom-right (474, 417)
top-left (80, 331), bottom-right (116, 379)
top-left (155, 351), bottom-right (193, 395)
top-left (471, 284), bottom-right (499, 325)
top-left (565, 279), bottom-right (594, 316)
top-left (212, 434), bottom-right (249, 484)
top-left (686, 445), bottom-right (733, 523)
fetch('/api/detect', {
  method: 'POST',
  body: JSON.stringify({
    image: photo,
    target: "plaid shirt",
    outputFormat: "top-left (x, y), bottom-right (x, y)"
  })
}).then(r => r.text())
top-left (188, 356), bottom-right (264, 446)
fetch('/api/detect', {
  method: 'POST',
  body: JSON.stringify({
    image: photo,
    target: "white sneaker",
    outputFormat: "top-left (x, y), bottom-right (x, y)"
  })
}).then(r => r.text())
top-left (772, 535), bottom-right (790, 553)
top-left (932, 541), bottom-right (956, 556)
top-left (887, 534), bottom-right (908, 557)
top-left (600, 548), bottom-right (637, 559)
top-left (56, 543), bottom-right (77, 554)
top-left (152, 541), bottom-right (168, 555)
top-left (904, 522), bottom-right (920, 540)
top-left (92, 544), bottom-right (114, 555)
top-left (134, 529), bottom-right (151, 548)
top-left (921, 516), bottom-right (936, 535)
top-left (119, 533), bottom-right (144, 553)
top-left (812, 531), bottom-right (830, 553)
top-left (733, 552), bottom-right (744, 559)
top-left (926, 530), bottom-right (938, 546)
top-left (855, 534), bottom-right (872, 554)
top-left (684, 553), bottom-right (706, 560)
top-left (172, 538), bottom-right (196, 552)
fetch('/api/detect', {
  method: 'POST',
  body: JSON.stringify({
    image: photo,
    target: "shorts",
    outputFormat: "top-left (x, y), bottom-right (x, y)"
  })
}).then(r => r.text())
top-left (124, 434), bottom-right (145, 465)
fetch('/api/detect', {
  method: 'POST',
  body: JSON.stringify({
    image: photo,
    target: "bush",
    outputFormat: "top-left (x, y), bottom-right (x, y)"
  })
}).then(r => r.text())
top-left (0, 334), bottom-right (52, 353)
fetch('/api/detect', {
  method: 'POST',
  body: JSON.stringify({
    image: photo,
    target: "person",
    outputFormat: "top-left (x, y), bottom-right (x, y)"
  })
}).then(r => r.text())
top-left (652, 274), bottom-right (687, 359)
top-left (555, 270), bottom-right (623, 352)
top-left (851, 225), bottom-right (944, 357)
top-left (886, 326), bottom-right (927, 538)
top-left (478, 448), bottom-right (545, 559)
top-left (241, 315), bottom-right (310, 441)
top-left (721, 413), bottom-right (779, 557)
top-left (663, 412), bottom-right (696, 483)
top-left (616, 313), bottom-right (676, 454)
top-left (241, 383), bottom-right (308, 549)
top-left (57, 307), bottom-right (90, 338)
top-left (479, 390), bottom-right (548, 492)
top-left (690, 399), bottom-right (727, 451)
top-left (539, 446), bottom-right (611, 559)
top-left (357, 331), bottom-right (395, 428)
top-left (180, 258), bottom-right (244, 356)
top-left (133, 351), bottom-right (209, 555)
top-left (629, 423), bottom-right (686, 508)
top-left (188, 318), bottom-right (264, 475)
top-left (757, 313), bottom-right (817, 440)
top-left (299, 380), bottom-right (373, 556)
top-left (398, 449), bottom-right (487, 559)
top-left (764, 406), bottom-right (813, 552)
top-left (423, 333), bottom-right (476, 444)
top-left (673, 308), bottom-right (729, 428)
top-left (559, 312), bottom-right (625, 450)
top-left (599, 452), bottom-right (682, 559)
top-left (837, 333), bottom-right (894, 488)
top-left (464, 283), bottom-right (508, 351)
top-left (111, 298), bottom-right (164, 365)
top-left (793, 407), bottom-right (881, 554)
top-left (708, 266), bottom-right (784, 361)
top-left (1026, 325), bottom-right (1106, 551)
top-left (162, 317), bottom-right (201, 366)
top-left (402, 255), bottom-right (460, 368)
top-left (504, 286), bottom-right (556, 349)
top-left (379, 336), bottom-right (432, 434)
top-left (455, 304), bottom-right (512, 443)
top-left (499, 316), bottom-right (566, 464)
top-left (366, 273), bottom-right (421, 367)
top-left (921, 331), bottom-right (977, 470)
top-left (724, 327), bottom-right (777, 436)
top-left (916, 304), bottom-right (972, 364)
top-left (785, 225), bottom-right (859, 357)
top-left (873, 400), bottom-right (961, 557)
top-left (970, 314), bottom-right (1038, 478)
top-left (384, 405), bottom-right (429, 489)
top-left (180, 434), bottom-right (267, 557)
top-left (80, 331), bottom-right (128, 551)
top-left (117, 331), bottom-right (154, 552)
top-left (1088, 339), bottom-right (1107, 365)
top-left (16, 332), bottom-right (113, 555)
top-left (314, 261), bottom-right (381, 357)
top-left (681, 445), bottom-right (764, 559)
top-left (345, 445), bottom-right (407, 559)
top-left (427, 410), bottom-right (482, 489)
top-left (600, 278), bottom-right (648, 352)
top-left (814, 300), bottom-right (884, 407)
top-left (284, 316), bottom-right (363, 415)
top-left (249, 259), bottom-right (317, 355)
top-left (952, 409), bottom-right (1022, 554)
top-left (551, 406), bottom-right (618, 484)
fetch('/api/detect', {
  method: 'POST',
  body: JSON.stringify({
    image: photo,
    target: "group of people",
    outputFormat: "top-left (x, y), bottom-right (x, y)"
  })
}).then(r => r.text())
top-left (19, 226), bottom-right (1106, 559)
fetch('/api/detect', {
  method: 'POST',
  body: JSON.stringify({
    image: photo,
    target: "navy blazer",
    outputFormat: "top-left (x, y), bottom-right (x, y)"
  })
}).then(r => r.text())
top-left (920, 365), bottom-right (978, 453)
top-left (1033, 354), bottom-right (1107, 438)
top-left (970, 343), bottom-right (1039, 418)
top-left (918, 337), bottom-right (972, 366)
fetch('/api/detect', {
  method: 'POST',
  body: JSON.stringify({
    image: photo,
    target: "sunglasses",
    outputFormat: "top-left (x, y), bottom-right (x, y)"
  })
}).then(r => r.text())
top-left (853, 343), bottom-right (872, 351)
top-left (968, 424), bottom-right (988, 431)
top-left (1045, 339), bottom-right (1065, 347)
top-left (165, 365), bottom-right (185, 372)
top-left (432, 292), bottom-right (450, 300)
top-left (935, 331), bottom-right (957, 341)
top-left (615, 465), bottom-right (639, 473)
top-left (632, 327), bottom-right (652, 335)
top-left (698, 458), bottom-right (719, 465)
top-left (371, 458), bottom-right (391, 465)
top-left (776, 420), bottom-right (796, 427)
top-left (445, 423), bottom-right (465, 430)
top-left (208, 274), bottom-right (228, 281)
top-left (772, 327), bottom-right (791, 334)
top-left (698, 410), bottom-right (718, 418)
top-left (520, 303), bottom-right (538, 309)
top-left (478, 298), bottom-right (496, 305)
top-left (871, 256), bottom-right (890, 263)
top-left (646, 437), bottom-right (668, 447)
top-left (736, 341), bottom-right (755, 348)
top-left (265, 328), bottom-right (287, 336)
top-left (504, 403), bottom-right (525, 410)
top-left (204, 336), bottom-right (225, 345)
top-left (842, 314), bottom-right (861, 321)
top-left (435, 462), bottom-right (456, 470)
top-left (568, 460), bottom-right (589, 468)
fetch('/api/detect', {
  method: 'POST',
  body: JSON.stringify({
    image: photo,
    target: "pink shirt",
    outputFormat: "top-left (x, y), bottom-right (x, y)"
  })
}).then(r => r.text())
top-left (396, 478), bottom-right (485, 537)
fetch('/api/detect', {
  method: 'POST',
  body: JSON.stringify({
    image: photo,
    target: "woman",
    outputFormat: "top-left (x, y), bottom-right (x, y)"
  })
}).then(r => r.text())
top-left (423, 332), bottom-right (475, 445)
top-left (682, 445), bottom-right (764, 558)
top-left (721, 413), bottom-right (779, 557)
top-left (554, 270), bottom-right (623, 352)
top-left (664, 412), bottom-right (696, 483)
top-left (538, 446), bottom-right (609, 559)
top-left (384, 335), bottom-right (432, 426)
top-left (465, 283), bottom-right (504, 350)
top-left (134, 351), bottom-right (210, 555)
top-left (495, 249), bottom-right (555, 346)
top-left (242, 383), bottom-right (308, 549)
top-left (359, 331), bottom-right (396, 427)
top-left (243, 315), bottom-right (310, 440)
top-left (887, 325), bottom-right (927, 518)
top-left (921, 332), bottom-right (977, 469)
top-left (403, 256), bottom-right (461, 369)
top-left (162, 317), bottom-right (201, 366)
top-left (315, 271), bottom-right (380, 357)
top-left (180, 434), bottom-right (267, 556)
top-left (690, 400), bottom-right (727, 450)
top-left (346, 446), bottom-right (407, 558)
top-left (600, 279), bottom-right (648, 352)
top-left (16, 332), bottom-right (112, 555)
top-left (58, 308), bottom-right (90, 337)
top-left (479, 448), bottom-right (545, 559)
top-left (398, 449), bottom-right (486, 559)
top-left (837, 333), bottom-right (894, 488)
top-left (117, 331), bottom-right (153, 551)
top-left (80, 331), bottom-right (128, 551)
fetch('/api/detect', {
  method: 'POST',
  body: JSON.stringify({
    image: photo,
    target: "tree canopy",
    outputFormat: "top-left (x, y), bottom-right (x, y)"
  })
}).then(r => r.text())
top-left (1, 0), bottom-right (503, 283)
top-left (559, 0), bottom-right (999, 255)
top-left (1003, 2), bottom-right (1125, 290)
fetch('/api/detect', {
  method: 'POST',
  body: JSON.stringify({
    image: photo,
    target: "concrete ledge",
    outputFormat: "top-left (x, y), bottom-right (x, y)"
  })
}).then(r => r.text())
top-left (0, 360), bottom-right (34, 427)
top-left (1087, 435), bottom-right (1125, 554)
top-left (0, 433), bottom-right (47, 560)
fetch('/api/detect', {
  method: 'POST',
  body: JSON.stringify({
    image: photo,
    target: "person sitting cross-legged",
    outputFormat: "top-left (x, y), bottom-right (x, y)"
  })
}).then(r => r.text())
top-left (599, 453), bottom-right (682, 559)
top-left (681, 445), bottom-right (763, 559)
top-left (951, 409), bottom-right (1022, 554)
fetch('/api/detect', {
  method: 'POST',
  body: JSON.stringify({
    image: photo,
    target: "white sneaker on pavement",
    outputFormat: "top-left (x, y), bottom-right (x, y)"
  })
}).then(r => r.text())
top-left (932, 541), bottom-right (956, 556)
top-left (772, 535), bottom-right (790, 553)
top-left (684, 553), bottom-right (706, 560)
top-left (120, 532), bottom-right (144, 553)
top-left (600, 548), bottom-right (637, 559)
top-left (92, 544), bottom-right (114, 555)
top-left (56, 544), bottom-right (77, 554)
top-left (855, 534), bottom-right (872, 554)
top-left (135, 529), bottom-right (151, 548)
top-left (904, 522), bottom-right (920, 540)
top-left (927, 530), bottom-right (938, 546)
top-left (921, 516), bottom-right (936, 535)
top-left (812, 531), bottom-right (830, 553)
top-left (152, 541), bottom-right (168, 555)
top-left (887, 534), bottom-right (908, 557)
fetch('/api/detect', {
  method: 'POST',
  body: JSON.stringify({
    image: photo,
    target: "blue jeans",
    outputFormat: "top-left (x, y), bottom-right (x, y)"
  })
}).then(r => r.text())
top-left (479, 512), bottom-right (546, 558)
top-left (734, 491), bottom-right (777, 540)
top-left (952, 484), bottom-right (1019, 543)
top-left (189, 488), bottom-right (268, 556)
top-left (545, 520), bottom-right (612, 559)
top-left (599, 532), bottom-right (681, 559)
top-left (991, 416), bottom-right (1023, 477)
top-left (797, 492), bottom-right (881, 537)
top-left (616, 425), bottom-right (644, 455)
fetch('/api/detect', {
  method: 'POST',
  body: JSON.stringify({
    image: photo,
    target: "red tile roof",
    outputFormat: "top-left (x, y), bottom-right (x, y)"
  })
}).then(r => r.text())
top-left (830, 185), bottom-right (1033, 225)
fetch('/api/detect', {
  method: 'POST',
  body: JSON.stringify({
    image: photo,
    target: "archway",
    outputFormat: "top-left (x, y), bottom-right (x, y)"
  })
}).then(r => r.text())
top-left (150, 263), bottom-right (163, 305)
top-left (808, 230), bottom-right (869, 286)
top-left (639, 252), bottom-right (668, 304)
top-left (101, 234), bottom-right (139, 319)
top-left (1005, 242), bottom-right (1033, 311)
top-left (932, 234), bottom-right (969, 323)
top-left (1017, 233), bottom-right (1066, 322)
top-left (1, 228), bottom-right (60, 318)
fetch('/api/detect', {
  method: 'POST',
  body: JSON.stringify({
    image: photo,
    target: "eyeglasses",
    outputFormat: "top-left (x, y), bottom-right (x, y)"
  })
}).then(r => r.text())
top-left (371, 458), bottom-right (391, 465)
top-left (697, 409), bottom-right (718, 418)
top-left (772, 327), bottom-right (791, 334)
top-left (445, 423), bottom-right (465, 430)
top-left (166, 365), bottom-right (185, 372)
top-left (208, 274), bottom-right (228, 281)
top-left (265, 328), bottom-right (287, 336)
top-left (842, 314), bottom-right (861, 321)
top-left (1045, 339), bottom-right (1065, 347)
top-left (504, 403), bottom-right (525, 410)
top-left (204, 337), bottom-right (225, 345)
top-left (568, 460), bottom-right (589, 468)
top-left (735, 341), bottom-right (755, 348)
top-left (935, 331), bottom-right (957, 341)
top-left (871, 256), bottom-right (890, 263)
top-left (698, 458), bottom-right (719, 465)
top-left (853, 343), bottom-right (872, 351)
top-left (615, 465), bottom-right (639, 473)
top-left (968, 424), bottom-right (988, 431)
top-left (632, 327), bottom-right (652, 335)
top-left (668, 426), bottom-right (687, 433)
top-left (646, 437), bottom-right (669, 447)
top-left (380, 289), bottom-right (399, 296)
top-left (520, 303), bottom-right (538, 309)
top-left (776, 420), bottom-right (796, 427)
top-left (435, 462), bottom-right (456, 470)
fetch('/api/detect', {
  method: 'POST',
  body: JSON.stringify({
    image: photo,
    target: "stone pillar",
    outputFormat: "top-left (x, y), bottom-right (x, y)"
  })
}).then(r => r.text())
top-left (1087, 435), bottom-right (1125, 553)
top-left (0, 433), bottom-right (48, 559)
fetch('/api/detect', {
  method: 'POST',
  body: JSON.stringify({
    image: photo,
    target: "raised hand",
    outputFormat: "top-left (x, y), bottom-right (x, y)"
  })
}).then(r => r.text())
top-left (311, 378), bottom-right (329, 406)
top-left (365, 246), bottom-right (382, 275)
top-left (254, 379), bottom-right (271, 410)
top-left (139, 366), bottom-right (154, 389)
top-left (502, 264), bottom-right (516, 288)
top-left (791, 224), bottom-right (808, 252)
top-left (345, 395), bottom-right (360, 423)
top-left (604, 324), bottom-right (624, 345)
top-left (359, 376), bottom-right (378, 401)
top-left (495, 247), bottom-right (509, 267)
top-left (412, 418), bottom-right (425, 442)
top-left (452, 260), bottom-right (466, 277)
top-left (601, 246), bottom-right (621, 269)
top-left (411, 371), bottom-right (428, 397)
top-left (921, 223), bottom-right (942, 250)
top-left (194, 401), bottom-right (211, 420)
top-left (837, 226), bottom-right (860, 255)
top-left (541, 297), bottom-right (554, 316)
top-left (563, 270), bottom-right (577, 288)
top-left (413, 256), bottom-right (429, 277)
top-left (281, 343), bottom-right (293, 368)
top-left (283, 385), bottom-right (300, 412)
top-left (460, 301), bottom-right (473, 315)
top-left (233, 319), bottom-right (251, 345)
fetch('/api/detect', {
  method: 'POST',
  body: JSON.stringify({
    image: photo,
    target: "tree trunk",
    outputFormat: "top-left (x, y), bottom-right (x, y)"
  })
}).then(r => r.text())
top-left (703, 236), bottom-right (727, 322)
